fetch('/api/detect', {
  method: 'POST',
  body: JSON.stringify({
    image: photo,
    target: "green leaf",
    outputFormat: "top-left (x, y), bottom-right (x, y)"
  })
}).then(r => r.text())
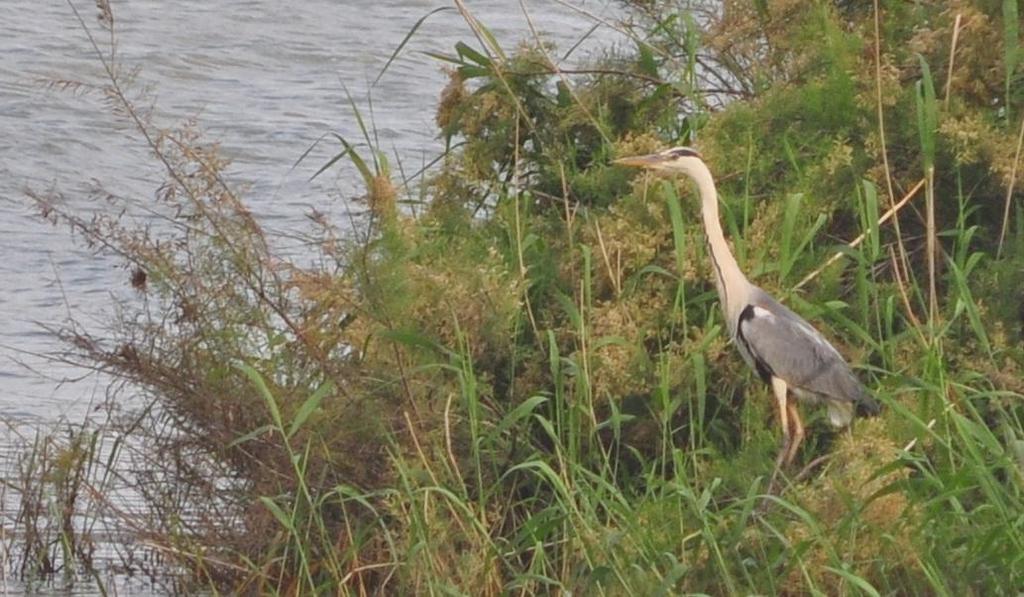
top-left (421, 50), bottom-right (461, 65)
top-left (473, 20), bottom-right (506, 62)
top-left (637, 264), bottom-right (677, 280)
top-left (556, 81), bottom-right (572, 107)
top-left (547, 330), bottom-right (561, 382)
top-left (456, 65), bottom-right (492, 80)
top-left (236, 363), bottom-right (283, 431)
top-left (638, 43), bottom-right (658, 77)
top-left (860, 179), bottom-right (881, 261)
top-left (593, 335), bottom-right (629, 350)
top-left (823, 566), bottom-right (880, 597)
top-left (455, 41), bottom-right (492, 67)
top-left (309, 146), bottom-right (351, 182)
top-left (259, 496), bottom-right (295, 532)
top-left (533, 413), bottom-right (558, 446)
top-left (342, 84), bottom-right (376, 153)
top-left (330, 133), bottom-right (373, 188)
top-left (794, 214), bottom-right (827, 267)
top-left (779, 192), bottom-right (805, 280)
top-left (495, 395), bottom-right (548, 438)
top-left (662, 181), bottom-right (688, 277)
top-left (915, 55), bottom-right (938, 170)
top-left (554, 291), bottom-right (581, 328)
top-left (288, 381), bottom-right (334, 438)
top-left (947, 255), bottom-right (992, 355)
top-left (229, 424), bottom-right (275, 448)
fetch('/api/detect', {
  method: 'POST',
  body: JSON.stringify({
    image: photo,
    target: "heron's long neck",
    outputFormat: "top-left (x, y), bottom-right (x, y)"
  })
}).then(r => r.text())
top-left (692, 163), bottom-right (749, 317)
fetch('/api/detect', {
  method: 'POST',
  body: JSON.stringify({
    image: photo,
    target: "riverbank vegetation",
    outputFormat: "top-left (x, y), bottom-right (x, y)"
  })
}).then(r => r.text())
top-left (11, 0), bottom-right (1024, 593)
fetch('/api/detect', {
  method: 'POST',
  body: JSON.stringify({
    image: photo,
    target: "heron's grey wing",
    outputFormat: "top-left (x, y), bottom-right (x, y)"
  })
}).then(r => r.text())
top-left (735, 293), bottom-right (868, 407)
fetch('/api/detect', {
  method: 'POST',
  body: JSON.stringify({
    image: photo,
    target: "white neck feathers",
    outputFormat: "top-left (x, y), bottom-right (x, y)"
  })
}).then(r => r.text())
top-left (688, 160), bottom-right (751, 328)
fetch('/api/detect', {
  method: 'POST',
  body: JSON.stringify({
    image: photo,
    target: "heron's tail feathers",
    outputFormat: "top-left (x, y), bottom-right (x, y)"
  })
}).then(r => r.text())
top-left (827, 386), bottom-right (880, 427)
top-left (827, 400), bottom-right (854, 428)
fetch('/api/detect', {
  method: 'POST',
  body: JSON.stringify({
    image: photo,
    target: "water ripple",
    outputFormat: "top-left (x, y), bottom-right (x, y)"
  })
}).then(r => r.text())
top-left (0, 0), bottom-right (623, 419)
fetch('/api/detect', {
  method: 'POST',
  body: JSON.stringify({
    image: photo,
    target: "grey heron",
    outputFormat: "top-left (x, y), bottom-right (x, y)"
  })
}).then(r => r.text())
top-left (615, 147), bottom-right (879, 470)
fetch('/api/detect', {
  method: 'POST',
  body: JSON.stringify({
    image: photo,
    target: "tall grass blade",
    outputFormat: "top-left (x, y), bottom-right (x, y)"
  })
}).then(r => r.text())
top-left (341, 85), bottom-right (377, 161)
top-left (916, 54), bottom-right (939, 324)
top-left (663, 181), bottom-right (688, 277)
top-left (946, 255), bottom-right (992, 355)
top-left (495, 395), bottom-right (548, 438)
top-left (288, 381), bottom-right (334, 439)
top-left (860, 179), bottom-right (881, 261)
top-left (259, 496), bottom-right (296, 533)
top-left (455, 41), bottom-right (493, 68)
top-left (237, 363), bottom-right (283, 430)
top-left (915, 56), bottom-right (939, 170)
top-left (308, 144), bottom-right (350, 181)
top-left (330, 133), bottom-right (373, 187)
top-left (823, 566), bottom-right (881, 597)
top-left (230, 424), bottom-right (276, 448)
top-left (373, 7), bottom-right (454, 86)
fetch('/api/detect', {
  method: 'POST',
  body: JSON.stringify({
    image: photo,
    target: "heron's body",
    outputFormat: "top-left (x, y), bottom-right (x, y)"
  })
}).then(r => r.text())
top-left (616, 147), bottom-right (878, 468)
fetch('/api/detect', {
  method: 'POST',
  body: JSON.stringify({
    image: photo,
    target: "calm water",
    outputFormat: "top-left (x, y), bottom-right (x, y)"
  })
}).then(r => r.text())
top-left (0, 0), bottom-right (623, 422)
top-left (0, 1), bottom-right (622, 592)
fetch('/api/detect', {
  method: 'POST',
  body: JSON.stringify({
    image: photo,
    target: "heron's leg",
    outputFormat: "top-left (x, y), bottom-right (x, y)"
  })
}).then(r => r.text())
top-left (770, 376), bottom-right (791, 471)
top-left (784, 402), bottom-right (805, 465)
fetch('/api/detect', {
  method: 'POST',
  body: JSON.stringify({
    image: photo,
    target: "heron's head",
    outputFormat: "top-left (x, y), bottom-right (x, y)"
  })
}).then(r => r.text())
top-left (613, 146), bottom-right (704, 177)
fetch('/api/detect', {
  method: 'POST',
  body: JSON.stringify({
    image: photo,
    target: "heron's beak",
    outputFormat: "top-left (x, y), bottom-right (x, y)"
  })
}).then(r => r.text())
top-left (613, 154), bottom-right (670, 170)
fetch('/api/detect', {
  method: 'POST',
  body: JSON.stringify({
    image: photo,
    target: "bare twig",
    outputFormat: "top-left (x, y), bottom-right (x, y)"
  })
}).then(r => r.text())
top-left (592, 218), bottom-right (621, 297)
top-left (925, 166), bottom-right (938, 325)
top-left (944, 13), bottom-right (963, 106)
top-left (889, 246), bottom-right (928, 346)
top-left (997, 114), bottom-right (1024, 258)
top-left (793, 454), bottom-right (833, 484)
top-left (902, 418), bottom-right (937, 452)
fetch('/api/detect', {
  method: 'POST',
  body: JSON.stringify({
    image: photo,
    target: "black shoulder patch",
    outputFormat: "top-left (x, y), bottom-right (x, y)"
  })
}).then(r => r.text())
top-left (739, 303), bottom-right (757, 322)
top-left (737, 305), bottom-right (774, 383)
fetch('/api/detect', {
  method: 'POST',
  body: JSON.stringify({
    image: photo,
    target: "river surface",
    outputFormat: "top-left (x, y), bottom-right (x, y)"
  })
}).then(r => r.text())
top-left (0, 0), bottom-right (622, 592)
top-left (1, 0), bottom-right (623, 421)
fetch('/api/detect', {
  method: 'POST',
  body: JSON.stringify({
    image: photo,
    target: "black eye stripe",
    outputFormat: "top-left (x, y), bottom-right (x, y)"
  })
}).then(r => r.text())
top-left (667, 147), bottom-right (700, 159)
